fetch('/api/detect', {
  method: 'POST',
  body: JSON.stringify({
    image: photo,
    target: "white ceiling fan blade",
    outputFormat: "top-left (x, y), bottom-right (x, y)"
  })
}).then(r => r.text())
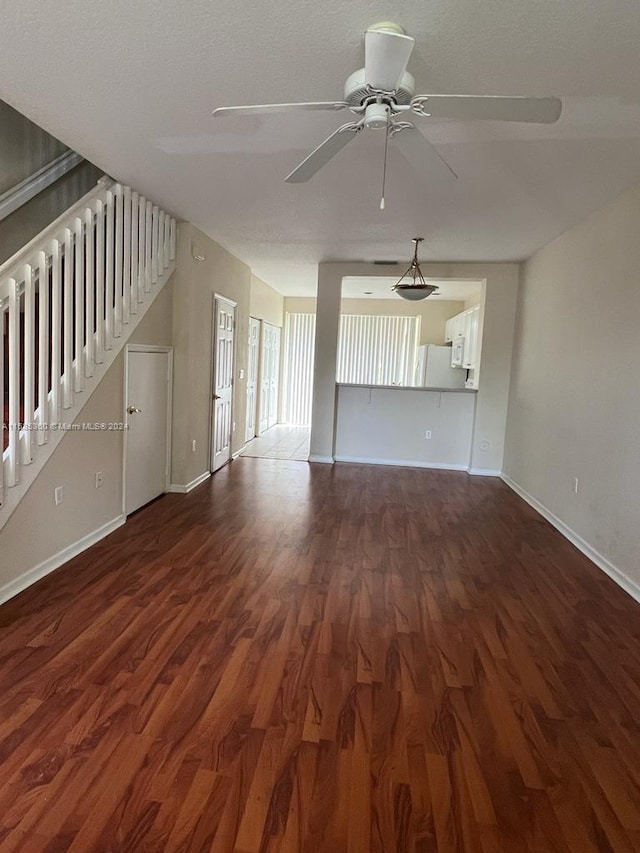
top-left (213, 102), bottom-right (348, 118)
top-left (393, 125), bottom-right (458, 182)
top-left (285, 123), bottom-right (362, 183)
top-left (411, 94), bottom-right (562, 123)
top-left (365, 28), bottom-right (415, 91)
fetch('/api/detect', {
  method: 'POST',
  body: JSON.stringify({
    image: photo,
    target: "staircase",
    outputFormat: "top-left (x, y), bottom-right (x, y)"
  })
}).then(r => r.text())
top-left (0, 177), bottom-right (176, 531)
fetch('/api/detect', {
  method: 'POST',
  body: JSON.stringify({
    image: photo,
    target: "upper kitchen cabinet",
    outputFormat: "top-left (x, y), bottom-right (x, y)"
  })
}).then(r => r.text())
top-left (463, 305), bottom-right (480, 370)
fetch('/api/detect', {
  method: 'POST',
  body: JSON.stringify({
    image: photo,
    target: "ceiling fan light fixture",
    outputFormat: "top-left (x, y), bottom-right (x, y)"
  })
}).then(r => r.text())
top-left (392, 238), bottom-right (438, 301)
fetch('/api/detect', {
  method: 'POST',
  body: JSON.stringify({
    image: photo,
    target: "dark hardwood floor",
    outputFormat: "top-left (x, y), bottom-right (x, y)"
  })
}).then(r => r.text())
top-left (0, 458), bottom-right (639, 852)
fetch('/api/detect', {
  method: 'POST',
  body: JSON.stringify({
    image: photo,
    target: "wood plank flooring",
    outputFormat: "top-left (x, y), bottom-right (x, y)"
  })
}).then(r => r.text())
top-left (0, 458), bottom-right (639, 852)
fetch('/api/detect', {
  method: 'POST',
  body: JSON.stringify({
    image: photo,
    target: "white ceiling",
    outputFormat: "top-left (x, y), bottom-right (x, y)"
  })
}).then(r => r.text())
top-left (2, 1), bottom-right (640, 295)
top-left (342, 276), bottom-right (482, 301)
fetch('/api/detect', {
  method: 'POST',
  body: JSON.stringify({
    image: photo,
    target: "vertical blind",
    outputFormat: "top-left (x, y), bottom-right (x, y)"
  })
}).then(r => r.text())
top-left (337, 314), bottom-right (419, 386)
top-left (282, 313), bottom-right (316, 425)
top-left (282, 313), bottom-right (420, 426)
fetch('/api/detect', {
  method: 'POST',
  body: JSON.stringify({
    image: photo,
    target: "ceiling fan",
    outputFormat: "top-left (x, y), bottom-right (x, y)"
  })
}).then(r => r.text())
top-left (213, 22), bottom-right (562, 192)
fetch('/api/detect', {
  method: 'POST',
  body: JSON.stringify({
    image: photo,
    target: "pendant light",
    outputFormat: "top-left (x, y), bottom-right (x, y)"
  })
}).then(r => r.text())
top-left (392, 238), bottom-right (438, 301)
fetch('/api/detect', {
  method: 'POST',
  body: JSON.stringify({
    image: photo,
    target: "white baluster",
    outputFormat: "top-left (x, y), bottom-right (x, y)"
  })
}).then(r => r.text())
top-left (130, 192), bottom-right (139, 314)
top-left (7, 279), bottom-right (19, 485)
top-left (159, 210), bottom-right (166, 273)
top-left (95, 201), bottom-right (105, 363)
top-left (62, 228), bottom-right (73, 408)
top-left (37, 250), bottom-right (49, 445)
top-left (145, 201), bottom-right (152, 292)
top-left (104, 191), bottom-right (114, 349)
top-left (74, 217), bottom-right (85, 391)
top-left (163, 214), bottom-right (170, 270)
top-left (151, 205), bottom-right (159, 284)
top-left (23, 265), bottom-right (35, 463)
top-left (169, 218), bottom-right (176, 260)
top-left (84, 209), bottom-right (95, 378)
top-left (122, 186), bottom-right (131, 326)
top-left (50, 239), bottom-right (62, 423)
top-left (138, 198), bottom-right (146, 302)
top-left (114, 185), bottom-right (123, 338)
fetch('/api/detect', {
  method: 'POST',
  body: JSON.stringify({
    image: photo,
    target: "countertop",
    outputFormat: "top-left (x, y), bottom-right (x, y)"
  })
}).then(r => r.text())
top-left (337, 382), bottom-right (477, 393)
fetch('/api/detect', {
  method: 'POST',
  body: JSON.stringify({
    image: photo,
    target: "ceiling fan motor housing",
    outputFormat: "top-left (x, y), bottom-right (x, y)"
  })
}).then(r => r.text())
top-left (344, 68), bottom-right (416, 107)
top-left (364, 103), bottom-right (389, 128)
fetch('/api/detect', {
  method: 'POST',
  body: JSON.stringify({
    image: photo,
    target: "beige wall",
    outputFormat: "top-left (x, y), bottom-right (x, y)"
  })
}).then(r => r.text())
top-left (171, 223), bottom-right (251, 486)
top-left (283, 296), bottom-right (464, 345)
top-left (0, 279), bottom-right (173, 592)
top-left (0, 161), bottom-right (102, 265)
top-left (504, 182), bottom-right (640, 597)
top-left (250, 275), bottom-right (284, 327)
top-left (309, 262), bottom-right (519, 474)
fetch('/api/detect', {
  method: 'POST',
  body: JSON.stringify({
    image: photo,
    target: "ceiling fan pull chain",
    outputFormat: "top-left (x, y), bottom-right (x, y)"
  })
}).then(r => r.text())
top-left (380, 109), bottom-right (390, 210)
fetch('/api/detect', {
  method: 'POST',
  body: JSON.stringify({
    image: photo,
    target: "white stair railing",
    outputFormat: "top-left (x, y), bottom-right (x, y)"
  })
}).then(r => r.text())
top-left (0, 177), bottom-right (176, 520)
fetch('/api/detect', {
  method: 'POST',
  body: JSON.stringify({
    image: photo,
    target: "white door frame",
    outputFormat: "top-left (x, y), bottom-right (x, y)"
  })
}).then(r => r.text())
top-left (122, 344), bottom-right (173, 516)
top-left (210, 293), bottom-right (237, 472)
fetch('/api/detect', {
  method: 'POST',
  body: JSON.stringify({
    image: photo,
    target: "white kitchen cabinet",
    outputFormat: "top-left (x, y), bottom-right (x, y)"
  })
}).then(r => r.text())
top-left (445, 312), bottom-right (465, 343)
top-left (445, 317), bottom-right (455, 343)
top-left (445, 304), bottom-right (481, 369)
top-left (463, 305), bottom-right (480, 369)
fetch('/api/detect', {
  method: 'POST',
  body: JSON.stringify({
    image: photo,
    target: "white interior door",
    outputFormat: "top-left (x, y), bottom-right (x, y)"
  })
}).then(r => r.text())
top-left (258, 322), bottom-right (280, 434)
top-left (245, 317), bottom-right (260, 442)
top-left (258, 321), bottom-right (269, 435)
top-left (267, 326), bottom-right (281, 429)
top-left (211, 296), bottom-right (235, 472)
top-left (125, 348), bottom-right (171, 515)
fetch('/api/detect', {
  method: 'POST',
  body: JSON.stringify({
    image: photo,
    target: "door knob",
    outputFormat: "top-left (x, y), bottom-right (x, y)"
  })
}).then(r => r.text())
top-left (127, 406), bottom-right (142, 414)
top-left (212, 394), bottom-right (221, 400)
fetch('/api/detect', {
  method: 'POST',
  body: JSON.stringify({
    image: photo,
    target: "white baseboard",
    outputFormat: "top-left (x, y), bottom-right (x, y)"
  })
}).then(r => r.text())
top-left (308, 454), bottom-right (334, 464)
top-left (468, 467), bottom-right (502, 476)
top-left (501, 474), bottom-right (640, 605)
top-left (0, 514), bottom-right (125, 607)
top-left (232, 447), bottom-right (245, 460)
top-left (334, 455), bottom-right (468, 471)
top-left (168, 471), bottom-right (211, 493)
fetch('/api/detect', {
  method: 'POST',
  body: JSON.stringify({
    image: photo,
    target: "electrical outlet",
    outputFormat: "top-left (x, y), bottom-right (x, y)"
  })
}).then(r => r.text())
top-left (572, 477), bottom-right (579, 494)
top-left (54, 485), bottom-right (63, 505)
top-left (95, 472), bottom-right (104, 489)
top-left (239, 368), bottom-right (245, 379)
top-left (191, 440), bottom-right (197, 453)
top-left (425, 430), bottom-right (432, 439)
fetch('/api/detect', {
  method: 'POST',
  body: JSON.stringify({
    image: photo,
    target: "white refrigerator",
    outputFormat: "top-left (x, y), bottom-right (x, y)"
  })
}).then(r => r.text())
top-left (414, 345), bottom-right (466, 388)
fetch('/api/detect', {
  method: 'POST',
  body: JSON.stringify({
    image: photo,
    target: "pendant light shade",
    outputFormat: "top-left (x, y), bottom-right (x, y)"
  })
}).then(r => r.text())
top-left (392, 238), bottom-right (438, 301)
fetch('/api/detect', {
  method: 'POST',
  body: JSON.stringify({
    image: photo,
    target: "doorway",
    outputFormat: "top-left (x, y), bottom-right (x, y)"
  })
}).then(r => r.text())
top-left (124, 346), bottom-right (172, 515)
top-left (211, 295), bottom-right (236, 472)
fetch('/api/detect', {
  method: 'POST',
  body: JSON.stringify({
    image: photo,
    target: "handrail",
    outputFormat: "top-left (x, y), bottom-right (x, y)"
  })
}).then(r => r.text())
top-left (0, 149), bottom-right (84, 225)
top-left (0, 175), bottom-right (176, 513)
top-left (0, 176), bottom-right (112, 304)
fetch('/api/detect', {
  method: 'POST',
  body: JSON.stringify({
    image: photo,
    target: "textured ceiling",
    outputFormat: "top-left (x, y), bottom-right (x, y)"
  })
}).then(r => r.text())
top-left (2, 1), bottom-right (640, 294)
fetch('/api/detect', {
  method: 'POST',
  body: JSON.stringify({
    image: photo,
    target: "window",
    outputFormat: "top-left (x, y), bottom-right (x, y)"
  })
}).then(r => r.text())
top-left (337, 314), bottom-right (419, 386)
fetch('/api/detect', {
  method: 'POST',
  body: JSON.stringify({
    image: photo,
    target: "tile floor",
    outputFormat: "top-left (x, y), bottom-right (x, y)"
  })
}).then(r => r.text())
top-left (240, 424), bottom-right (310, 461)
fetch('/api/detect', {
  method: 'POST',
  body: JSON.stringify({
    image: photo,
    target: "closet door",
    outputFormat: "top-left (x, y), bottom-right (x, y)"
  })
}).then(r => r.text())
top-left (258, 322), bottom-right (281, 434)
top-left (245, 317), bottom-right (260, 441)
